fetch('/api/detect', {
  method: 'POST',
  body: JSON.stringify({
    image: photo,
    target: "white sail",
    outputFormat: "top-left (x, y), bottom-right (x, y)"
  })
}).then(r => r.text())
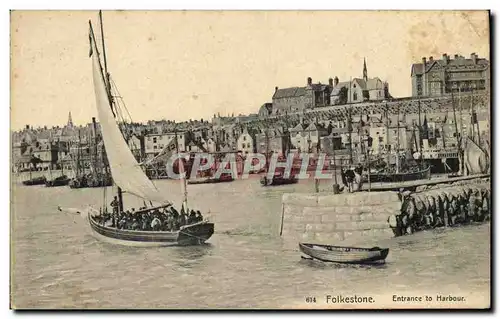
top-left (463, 136), bottom-right (489, 175)
top-left (90, 30), bottom-right (169, 204)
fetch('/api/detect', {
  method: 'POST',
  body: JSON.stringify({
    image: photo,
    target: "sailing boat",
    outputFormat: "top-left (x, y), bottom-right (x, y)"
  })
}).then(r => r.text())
top-left (60, 12), bottom-right (214, 246)
top-left (365, 102), bottom-right (431, 183)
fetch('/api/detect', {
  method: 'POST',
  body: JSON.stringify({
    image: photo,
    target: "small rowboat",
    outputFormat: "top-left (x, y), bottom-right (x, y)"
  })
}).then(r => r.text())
top-left (299, 243), bottom-right (389, 264)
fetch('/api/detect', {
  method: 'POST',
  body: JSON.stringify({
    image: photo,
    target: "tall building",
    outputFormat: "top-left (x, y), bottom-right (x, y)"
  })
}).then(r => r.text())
top-left (67, 111), bottom-right (73, 128)
top-left (271, 77), bottom-right (333, 116)
top-left (330, 58), bottom-right (390, 105)
top-left (411, 53), bottom-right (490, 97)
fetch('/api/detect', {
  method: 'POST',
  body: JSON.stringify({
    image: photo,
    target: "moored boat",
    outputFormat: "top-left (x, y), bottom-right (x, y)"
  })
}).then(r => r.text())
top-left (69, 174), bottom-right (113, 189)
top-left (188, 174), bottom-right (234, 185)
top-left (45, 175), bottom-right (70, 187)
top-left (299, 243), bottom-right (389, 264)
top-left (366, 164), bottom-right (431, 183)
top-left (260, 173), bottom-right (298, 186)
top-left (22, 176), bottom-right (47, 186)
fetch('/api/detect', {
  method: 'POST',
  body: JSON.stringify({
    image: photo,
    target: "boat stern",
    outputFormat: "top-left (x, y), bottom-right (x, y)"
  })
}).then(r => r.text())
top-left (177, 222), bottom-right (215, 245)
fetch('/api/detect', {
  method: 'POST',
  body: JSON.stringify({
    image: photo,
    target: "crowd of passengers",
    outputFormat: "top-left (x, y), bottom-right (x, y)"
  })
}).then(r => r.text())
top-left (93, 196), bottom-right (204, 231)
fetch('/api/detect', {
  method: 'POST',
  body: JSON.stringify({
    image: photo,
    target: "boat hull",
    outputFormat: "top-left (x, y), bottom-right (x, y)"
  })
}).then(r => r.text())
top-left (22, 177), bottom-right (47, 186)
top-left (87, 215), bottom-right (214, 247)
top-left (187, 177), bottom-right (234, 185)
top-left (260, 176), bottom-right (298, 186)
top-left (45, 176), bottom-right (70, 187)
top-left (299, 243), bottom-right (389, 264)
top-left (69, 178), bottom-right (113, 189)
top-left (367, 165), bottom-right (431, 183)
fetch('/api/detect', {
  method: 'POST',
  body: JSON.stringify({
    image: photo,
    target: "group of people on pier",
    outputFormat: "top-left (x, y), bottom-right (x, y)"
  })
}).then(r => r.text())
top-left (391, 186), bottom-right (490, 236)
top-left (340, 164), bottom-right (364, 193)
top-left (94, 197), bottom-right (204, 231)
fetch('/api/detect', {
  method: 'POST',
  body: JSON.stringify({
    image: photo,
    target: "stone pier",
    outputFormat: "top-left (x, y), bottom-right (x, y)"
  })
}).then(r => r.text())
top-left (280, 191), bottom-right (401, 250)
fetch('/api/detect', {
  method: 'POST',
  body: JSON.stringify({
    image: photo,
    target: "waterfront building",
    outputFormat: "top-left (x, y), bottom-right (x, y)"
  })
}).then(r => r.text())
top-left (186, 140), bottom-right (207, 153)
top-left (255, 127), bottom-right (289, 155)
top-left (202, 137), bottom-right (217, 153)
top-left (271, 76), bottom-right (333, 115)
top-left (289, 123), bottom-right (306, 151)
top-left (258, 103), bottom-right (273, 118)
top-left (411, 53), bottom-right (490, 97)
top-left (330, 58), bottom-right (390, 105)
top-left (127, 133), bottom-right (144, 161)
top-left (144, 131), bottom-right (187, 159)
top-left (236, 128), bottom-right (256, 155)
top-left (32, 141), bottom-right (59, 170)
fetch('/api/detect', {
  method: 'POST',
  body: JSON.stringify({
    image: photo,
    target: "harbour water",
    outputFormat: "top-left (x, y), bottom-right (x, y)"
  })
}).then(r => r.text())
top-left (11, 177), bottom-right (490, 309)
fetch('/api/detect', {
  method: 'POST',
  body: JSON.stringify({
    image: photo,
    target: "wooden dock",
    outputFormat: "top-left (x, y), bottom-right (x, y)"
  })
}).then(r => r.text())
top-left (361, 174), bottom-right (490, 192)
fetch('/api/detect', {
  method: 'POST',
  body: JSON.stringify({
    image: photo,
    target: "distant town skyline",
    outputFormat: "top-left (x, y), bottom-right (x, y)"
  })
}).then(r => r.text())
top-left (11, 10), bottom-right (489, 130)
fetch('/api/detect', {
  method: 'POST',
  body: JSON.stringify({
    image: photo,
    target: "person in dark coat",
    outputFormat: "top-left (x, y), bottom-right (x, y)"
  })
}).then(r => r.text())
top-left (110, 196), bottom-right (119, 227)
top-left (340, 168), bottom-right (348, 188)
top-left (196, 211), bottom-right (204, 223)
top-left (188, 210), bottom-right (197, 224)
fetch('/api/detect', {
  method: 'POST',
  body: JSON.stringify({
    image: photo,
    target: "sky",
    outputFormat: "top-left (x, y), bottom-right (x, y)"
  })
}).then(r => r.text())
top-left (10, 10), bottom-right (489, 130)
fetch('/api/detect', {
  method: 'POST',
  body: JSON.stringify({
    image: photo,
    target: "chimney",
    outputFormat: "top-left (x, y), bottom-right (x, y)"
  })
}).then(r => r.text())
top-left (329, 78), bottom-right (333, 87)
top-left (275, 86), bottom-right (278, 93)
top-left (334, 76), bottom-right (339, 86)
top-left (422, 57), bottom-right (427, 65)
top-left (442, 53), bottom-right (448, 65)
top-left (471, 52), bottom-right (477, 64)
top-left (307, 77), bottom-right (312, 86)
top-left (454, 54), bottom-right (459, 59)
top-left (92, 117), bottom-right (97, 139)
top-left (25, 124), bottom-right (29, 130)
top-left (429, 56), bottom-right (434, 62)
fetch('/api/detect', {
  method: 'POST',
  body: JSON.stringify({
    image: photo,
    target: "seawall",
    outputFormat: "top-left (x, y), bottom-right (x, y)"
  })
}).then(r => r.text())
top-left (280, 191), bottom-right (401, 250)
top-left (280, 176), bottom-right (491, 251)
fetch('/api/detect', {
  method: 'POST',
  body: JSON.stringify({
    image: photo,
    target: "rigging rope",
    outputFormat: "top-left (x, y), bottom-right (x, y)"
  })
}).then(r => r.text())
top-left (108, 75), bottom-right (143, 153)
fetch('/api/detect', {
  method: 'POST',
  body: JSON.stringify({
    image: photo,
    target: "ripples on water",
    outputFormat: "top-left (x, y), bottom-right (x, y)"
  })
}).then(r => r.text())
top-left (11, 177), bottom-right (490, 309)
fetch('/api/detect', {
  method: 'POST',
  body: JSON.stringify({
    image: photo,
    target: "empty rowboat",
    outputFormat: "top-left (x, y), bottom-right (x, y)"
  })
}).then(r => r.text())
top-left (299, 243), bottom-right (389, 264)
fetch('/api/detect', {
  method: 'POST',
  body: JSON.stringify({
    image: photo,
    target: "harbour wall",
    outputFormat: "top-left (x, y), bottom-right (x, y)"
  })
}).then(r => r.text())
top-left (280, 191), bottom-right (401, 250)
top-left (280, 176), bottom-right (491, 251)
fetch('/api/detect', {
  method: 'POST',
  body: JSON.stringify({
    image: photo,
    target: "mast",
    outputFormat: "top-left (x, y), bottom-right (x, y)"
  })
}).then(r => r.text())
top-left (451, 90), bottom-right (462, 175)
top-left (348, 107), bottom-right (353, 165)
top-left (469, 88), bottom-right (476, 142)
top-left (265, 126), bottom-right (270, 171)
top-left (396, 103), bottom-right (400, 173)
top-left (175, 129), bottom-right (188, 212)
top-left (92, 117), bottom-right (99, 181)
top-left (417, 98), bottom-right (423, 169)
top-left (77, 130), bottom-right (81, 177)
top-left (99, 10), bottom-right (112, 106)
top-left (385, 102), bottom-right (390, 168)
top-left (472, 88), bottom-right (481, 146)
top-left (458, 87), bottom-right (464, 174)
top-left (366, 144), bottom-right (371, 192)
top-left (358, 109), bottom-right (363, 163)
top-left (93, 13), bottom-right (123, 213)
top-left (332, 138), bottom-right (338, 186)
